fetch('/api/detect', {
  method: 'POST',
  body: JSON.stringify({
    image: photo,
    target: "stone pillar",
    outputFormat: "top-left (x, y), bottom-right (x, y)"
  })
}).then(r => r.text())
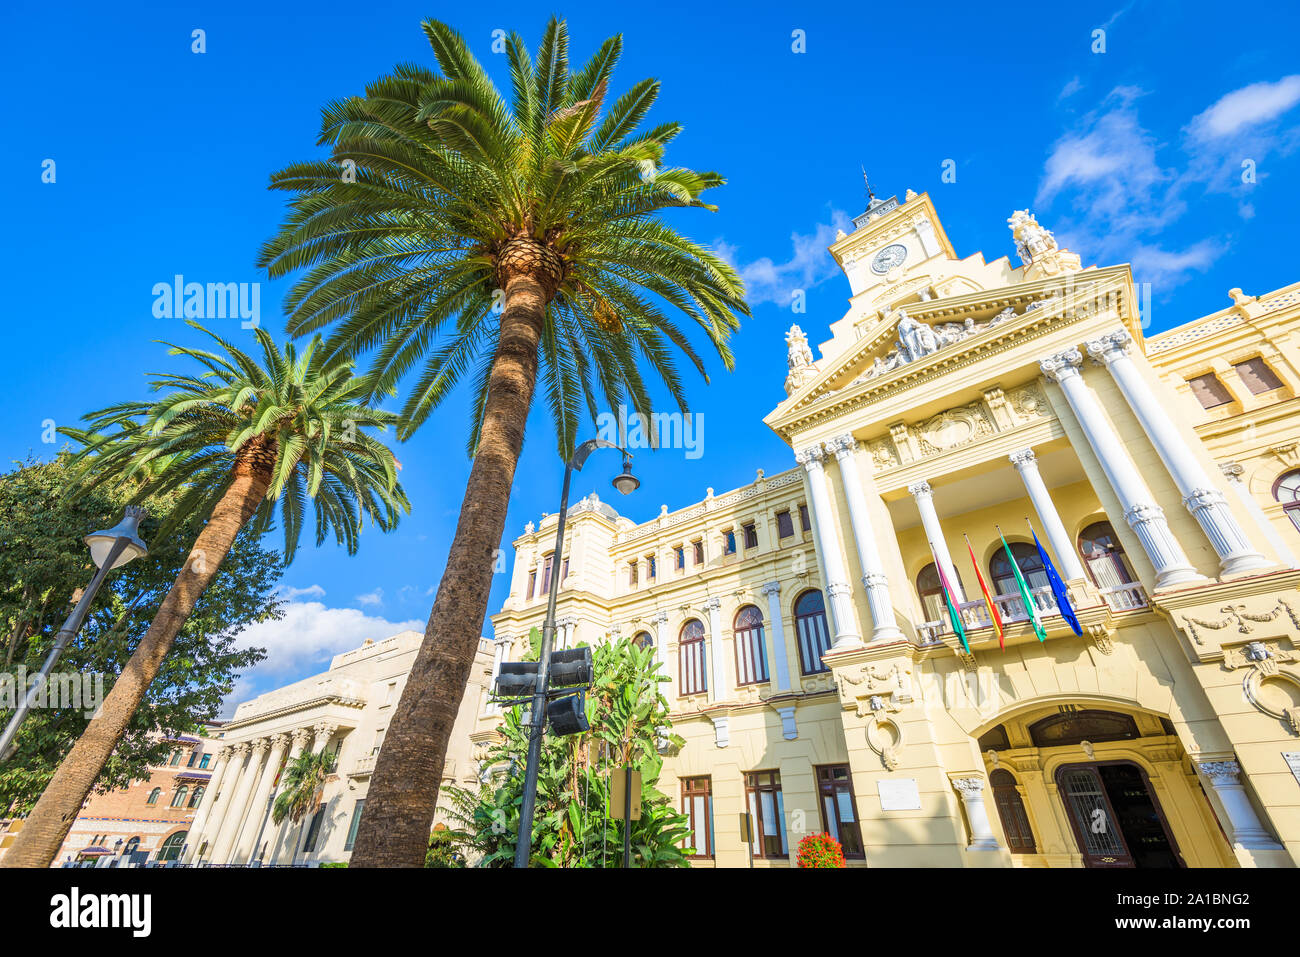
top-left (1040, 349), bottom-right (1202, 589)
top-left (269, 728), bottom-right (314, 865)
top-left (952, 776), bottom-right (999, 850)
top-left (208, 741), bottom-right (263, 865)
top-left (489, 636), bottom-right (509, 714)
top-left (1219, 462), bottom-right (1298, 567)
top-left (760, 582), bottom-right (792, 692)
top-left (827, 434), bottom-right (903, 642)
top-left (705, 597), bottom-right (728, 702)
top-left (1009, 448), bottom-right (1088, 580)
top-left (233, 732), bottom-right (290, 864)
top-left (1087, 330), bottom-right (1271, 576)
top-left (313, 722), bottom-right (338, 754)
top-left (1197, 760), bottom-right (1282, 849)
top-left (909, 481), bottom-right (965, 602)
top-left (651, 611), bottom-right (670, 671)
top-left (796, 443), bottom-right (861, 648)
top-left (183, 745), bottom-right (232, 863)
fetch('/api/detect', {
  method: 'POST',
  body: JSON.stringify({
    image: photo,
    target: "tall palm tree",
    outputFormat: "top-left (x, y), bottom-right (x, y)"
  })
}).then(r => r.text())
top-left (270, 749), bottom-right (337, 866)
top-left (1, 324), bottom-right (408, 868)
top-left (259, 16), bottom-right (747, 867)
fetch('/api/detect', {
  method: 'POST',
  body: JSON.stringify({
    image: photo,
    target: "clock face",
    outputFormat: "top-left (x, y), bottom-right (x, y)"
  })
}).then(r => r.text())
top-left (871, 243), bottom-right (908, 275)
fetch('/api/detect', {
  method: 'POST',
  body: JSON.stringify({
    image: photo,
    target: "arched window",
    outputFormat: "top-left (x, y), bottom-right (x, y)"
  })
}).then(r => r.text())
top-left (733, 605), bottom-right (769, 685)
top-left (157, 831), bottom-right (187, 862)
top-left (1274, 470), bottom-right (1300, 533)
top-left (990, 769), bottom-right (1036, 853)
top-left (146, 788), bottom-right (162, 805)
top-left (124, 836), bottom-right (140, 856)
top-left (794, 590), bottom-right (831, 675)
top-left (916, 564), bottom-right (967, 623)
top-left (170, 786), bottom-right (188, 808)
top-left (632, 631), bottom-right (654, 651)
top-left (1078, 520), bottom-right (1137, 589)
top-left (989, 542), bottom-right (1049, 617)
top-left (678, 619), bottom-right (707, 695)
top-left (188, 786), bottom-right (205, 809)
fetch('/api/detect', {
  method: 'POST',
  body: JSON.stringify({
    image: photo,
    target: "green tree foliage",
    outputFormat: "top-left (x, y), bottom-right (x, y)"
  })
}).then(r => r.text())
top-left (0, 454), bottom-right (279, 815)
top-left (446, 635), bottom-right (693, 867)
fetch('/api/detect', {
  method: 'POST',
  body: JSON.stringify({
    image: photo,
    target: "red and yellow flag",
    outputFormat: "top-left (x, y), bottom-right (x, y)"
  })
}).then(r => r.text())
top-left (965, 534), bottom-right (1005, 650)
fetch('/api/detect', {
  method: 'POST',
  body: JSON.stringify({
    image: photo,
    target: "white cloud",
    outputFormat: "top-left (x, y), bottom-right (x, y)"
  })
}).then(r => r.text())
top-left (1058, 76), bottom-right (1083, 101)
top-left (220, 600), bottom-right (422, 717)
top-left (279, 583), bottom-right (326, 600)
top-left (1187, 75), bottom-right (1300, 141)
top-left (721, 209), bottom-right (853, 307)
top-left (1127, 240), bottom-right (1218, 288)
top-left (355, 588), bottom-right (384, 607)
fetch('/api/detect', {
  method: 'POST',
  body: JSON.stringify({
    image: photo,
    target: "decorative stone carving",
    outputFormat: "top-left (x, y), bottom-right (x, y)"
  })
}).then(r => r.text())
top-left (912, 402), bottom-right (996, 455)
top-left (865, 438), bottom-right (899, 471)
top-left (1007, 209), bottom-right (1081, 279)
top-left (1221, 638), bottom-right (1300, 735)
top-left (837, 661), bottom-right (913, 718)
top-left (784, 324), bottom-right (816, 395)
top-left (1007, 384), bottom-right (1048, 422)
top-left (1181, 599), bottom-right (1300, 644)
top-left (1088, 624), bottom-right (1115, 656)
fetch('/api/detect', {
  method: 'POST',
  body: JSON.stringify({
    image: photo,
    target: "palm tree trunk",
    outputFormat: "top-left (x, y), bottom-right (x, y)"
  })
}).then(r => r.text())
top-left (1, 449), bottom-right (274, 868)
top-left (349, 271), bottom-right (547, 867)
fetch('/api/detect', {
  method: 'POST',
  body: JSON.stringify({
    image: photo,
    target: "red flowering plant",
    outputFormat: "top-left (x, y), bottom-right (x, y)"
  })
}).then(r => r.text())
top-left (796, 832), bottom-right (846, 868)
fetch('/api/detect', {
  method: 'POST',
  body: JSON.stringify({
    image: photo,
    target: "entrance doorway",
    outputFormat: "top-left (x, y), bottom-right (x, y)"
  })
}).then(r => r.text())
top-left (1057, 761), bottom-right (1183, 868)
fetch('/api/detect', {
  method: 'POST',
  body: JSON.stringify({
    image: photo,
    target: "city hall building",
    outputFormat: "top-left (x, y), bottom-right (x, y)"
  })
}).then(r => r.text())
top-left (483, 192), bottom-right (1300, 868)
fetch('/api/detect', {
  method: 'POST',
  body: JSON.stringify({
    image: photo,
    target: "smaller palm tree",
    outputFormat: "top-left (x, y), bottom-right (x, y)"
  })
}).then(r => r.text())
top-left (271, 749), bottom-right (338, 866)
top-left (2, 323), bottom-right (408, 868)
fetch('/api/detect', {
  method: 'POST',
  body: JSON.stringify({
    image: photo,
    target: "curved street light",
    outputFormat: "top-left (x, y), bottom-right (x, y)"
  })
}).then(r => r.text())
top-left (514, 439), bottom-right (636, 867)
top-left (0, 507), bottom-right (149, 762)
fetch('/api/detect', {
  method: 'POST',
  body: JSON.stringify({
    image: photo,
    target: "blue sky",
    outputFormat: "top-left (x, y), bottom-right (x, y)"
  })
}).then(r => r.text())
top-left (4, 0), bottom-right (1299, 711)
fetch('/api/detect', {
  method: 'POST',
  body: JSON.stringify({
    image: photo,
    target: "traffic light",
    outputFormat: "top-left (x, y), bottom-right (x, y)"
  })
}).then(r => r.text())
top-left (546, 691), bottom-right (589, 735)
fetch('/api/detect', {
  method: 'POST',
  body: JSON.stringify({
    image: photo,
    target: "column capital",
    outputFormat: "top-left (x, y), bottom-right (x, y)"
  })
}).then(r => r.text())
top-left (1198, 760), bottom-right (1242, 786)
top-left (825, 434), bottom-right (858, 459)
top-left (703, 596), bottom-right (722, 612)
top-left (1009, 447), bottom-right (1038, 470)
top-left (795, 444), bottom-right (826, 472)
top-left (760, 580), bottom-right (782, 598)
top-left (267, 732), bottom-right (292, 751)
top-left (952, 776), bottom-right (986, 797)
top-left (826, 581), bottom-right (854, 599)
top-left (650, 609), bottom-right (669, 624)
top-left (907, 480), bottom-right (934, 500)
top-left (1039, 348), bottom-right (1083, 382)
top-left (248, 737), bottom-right (272, 756)
top-left (312, 722), bottom-right (339, 747)
top-left (1219, 461), bottom-right (1246, 480)
top-left (1183, 487), bottom-right (1228, 511)
top-left (290, 727), bottom-right (314, 749)
top-left (229, 741), bottom-right (252, 757)
top-left (1084, 328), bottom-right (1135, 365)
top-left (216, 744), bottom-right (235, 760)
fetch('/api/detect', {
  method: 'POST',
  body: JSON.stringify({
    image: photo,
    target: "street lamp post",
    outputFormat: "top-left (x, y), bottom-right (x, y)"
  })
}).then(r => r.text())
top-left (0, 507), bottom-right (148, 762)
top-left (514, 439), bottom-right (638, 868)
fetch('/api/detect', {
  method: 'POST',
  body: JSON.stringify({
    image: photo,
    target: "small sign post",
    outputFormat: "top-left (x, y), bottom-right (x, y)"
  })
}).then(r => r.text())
top-left (608, 766), bottom-right (642, 868)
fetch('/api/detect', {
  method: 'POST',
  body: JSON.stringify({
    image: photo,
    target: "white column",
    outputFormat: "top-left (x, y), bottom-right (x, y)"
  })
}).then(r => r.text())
top-left (489, 636), bottom-right (509, 714)
top-left (1087, 330), bottom-right (1271, 576)
top-left (183, 745), bottom-right (232, 863)
top-left (826, 434), bottom-right (903, 642)
top-left (761, 582), bottom-right (792, 692)
top-left (909, 481), bottom-right (965, 602)
top-left (1040, 349), bottom-right (1202, 589)
top-left (209, 741), bottom-right (263, 865)
top-left (651, 611), bottom-right (670, 671)
top-left (312, 722), bottom-right (338, 754)
top-left (269, 728), bottom-right (314, 865)
top-left (796, 443), bottom-right (862, 648)
top-left (1009, 448), bottom-right (1088, 580)
top-left (1197, 761), bottom-right (1282, 849)
top-left (1220, 462), bottom-right (1298, 567)
top-left (704, 597), bottom-right (728, 702)
top-left (952, 777), bottom-right (1000, 850)
top-left (233, 732), bottom-right (289, 864)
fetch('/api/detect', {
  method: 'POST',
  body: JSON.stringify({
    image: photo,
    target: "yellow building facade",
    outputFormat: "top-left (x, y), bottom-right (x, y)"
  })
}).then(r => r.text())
top-left (482, 192), bottom-right (1300, 869)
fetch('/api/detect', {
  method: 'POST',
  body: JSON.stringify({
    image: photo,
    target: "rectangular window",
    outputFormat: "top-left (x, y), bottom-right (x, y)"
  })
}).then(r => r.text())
top-left (744, 771), bottom-right (787, 859)
top-left (170, 751), bottom-right (182, 767)
top-left (198, 753), bottom-right (210, 770)
top-left (679, 634), bottom-right (707, 695)
top-left (723, 529), bottom-right (737, 555)
top-left (675, 546), bottom-right (686, 571)
top-left (692, 540), bottom-right (705, 565)
top-left (816, 764), bottom-right (864, 859)
top-left (629, 560), bottom-right (639, 587)
top-left (384, 681), bottom-right (397, 706)
top-left (1234, 356), bottom-right (1283, 394)
top-left (187, 750), bottom-right (198, 768)
top-left (681, 777), bottom-right (713, 858)
top-left (527, 569), bottom-right (537, 598)
top-left (344, 800), bottom-right (366, 852)
top-left (303, 804), bottom-right (326, 853)
top-left (1188, 372), bottom-right (1233, 409)
top-left (372, 728), bottom-right (385, 755)
top-left (561, 558), bottom-right (569, 582)
top-left (776, 510), bottom-right (794, 539)
top-left (799, 504), bottom-right (811, 532)
top-left (541, 555), bottom-right (553, 594)
top-left (647, 555), bottom-right (656, 580)
top-left (743, 522), bottom-right (758, 550)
